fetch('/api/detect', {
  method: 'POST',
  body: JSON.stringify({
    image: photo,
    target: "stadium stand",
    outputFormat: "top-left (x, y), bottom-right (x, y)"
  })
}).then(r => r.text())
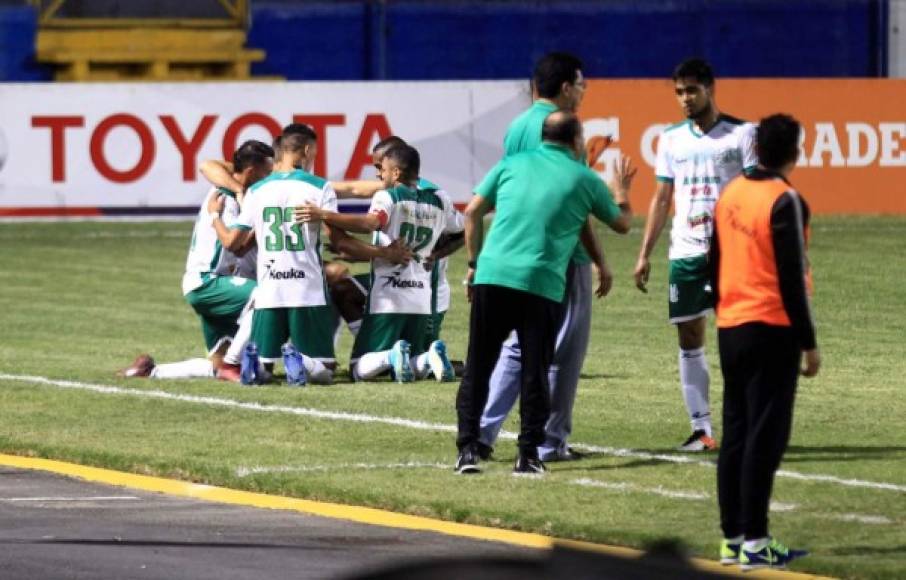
top-left (27, 0), bottom-right (268, 81)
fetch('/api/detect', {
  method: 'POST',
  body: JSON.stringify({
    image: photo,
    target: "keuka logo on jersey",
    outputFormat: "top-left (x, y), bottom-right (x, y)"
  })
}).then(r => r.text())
top-left (380, 270), bottom-right (425, 289)
top-left (268, 269), bottom-right (307, 280)
top-left (264, 259), bottom-right (306, 280)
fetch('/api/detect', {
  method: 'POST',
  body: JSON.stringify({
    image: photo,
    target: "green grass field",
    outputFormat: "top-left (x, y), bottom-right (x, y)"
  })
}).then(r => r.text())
top-left (0, 217), bottom-right (904, 579)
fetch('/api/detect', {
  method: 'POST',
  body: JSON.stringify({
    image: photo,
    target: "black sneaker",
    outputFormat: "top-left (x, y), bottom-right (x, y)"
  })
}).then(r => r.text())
top-left (476, 441), bottom-right (494, 461)
top-left (455, 447), bottom-right (482, 475)
top-left (513, 454), bottom-right (546, 476)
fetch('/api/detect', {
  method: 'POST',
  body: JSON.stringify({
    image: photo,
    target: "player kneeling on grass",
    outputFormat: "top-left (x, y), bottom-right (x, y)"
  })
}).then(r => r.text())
top-left (297, 144), bottom-right (463, 383)
top-left (209, 128), bottom-right (341, 385)
top-left (119, 139), bottom-right (274, 380)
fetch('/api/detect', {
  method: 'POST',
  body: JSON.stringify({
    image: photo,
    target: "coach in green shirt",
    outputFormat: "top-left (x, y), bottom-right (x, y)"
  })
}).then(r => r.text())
top-left (454, 111), bottom-right (632, 475)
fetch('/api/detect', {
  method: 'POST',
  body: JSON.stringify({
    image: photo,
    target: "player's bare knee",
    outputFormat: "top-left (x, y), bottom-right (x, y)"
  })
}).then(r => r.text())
top-left (324, 261), bottom-right (351, 286)
top-left (677, 318), bottom-right (706, 349)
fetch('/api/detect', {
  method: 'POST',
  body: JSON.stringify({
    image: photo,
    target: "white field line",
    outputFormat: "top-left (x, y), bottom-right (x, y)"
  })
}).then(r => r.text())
top-left (828, 513), bottom-right (893, 525)
top-left (571, 478), bottom-right (708, 500)
top-left (769, 501), bottom-right (799, 513)
top-left (236, 461), bottom-right (448, 477)
top-left (0, 496), bottom-right (140, 502)
top-left (775, 469), bottom-right (906, 493)
top-left (3, 372), bottom-right (906, 495)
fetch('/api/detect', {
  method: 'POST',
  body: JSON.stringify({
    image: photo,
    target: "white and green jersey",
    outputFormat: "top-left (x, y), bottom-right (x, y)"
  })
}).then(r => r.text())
top-left (234, 170), bottom-right (337, 309)
top-left (182, 187), bottom-right (252, 295)
top-left (655, 114), bottom-right (757, 260)
top-left (368, 183), bottom-right (462, 315)
top-left (431, 188), bottom-right (464, 313)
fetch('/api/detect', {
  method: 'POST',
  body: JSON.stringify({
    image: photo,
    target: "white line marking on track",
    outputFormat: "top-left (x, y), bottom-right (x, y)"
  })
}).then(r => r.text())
top-left (236, 462), bottom-right (448, 477)
top-left (0, 496), bottom-right (140, 502)
top-left (3, 372), bottom-right (906, 494)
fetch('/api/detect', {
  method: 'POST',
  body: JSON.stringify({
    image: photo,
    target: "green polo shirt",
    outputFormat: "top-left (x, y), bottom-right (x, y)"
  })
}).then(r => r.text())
top-left (473, 143), bottom-right (621, 303)
top-left (503, 100), bottom-right (557, 157)
top-left (502, 99), bottom-right (592, 264)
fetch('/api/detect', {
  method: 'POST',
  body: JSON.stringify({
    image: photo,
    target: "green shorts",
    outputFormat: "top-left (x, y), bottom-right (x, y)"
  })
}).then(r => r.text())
top-left (251, 306), bottom-right (336, 362)
top-left (668, 255), bottom-right (714, 324)
top-left (424, 310), bottom-right (446, 344)
top-left (185, 275), bottom-right (256, 353)
top-left (351, 313), bottom-right (431, 360)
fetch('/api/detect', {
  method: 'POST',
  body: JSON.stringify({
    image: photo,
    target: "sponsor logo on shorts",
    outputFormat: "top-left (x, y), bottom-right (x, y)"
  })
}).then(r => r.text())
top-left (669, 284), bottom-right (679, 303)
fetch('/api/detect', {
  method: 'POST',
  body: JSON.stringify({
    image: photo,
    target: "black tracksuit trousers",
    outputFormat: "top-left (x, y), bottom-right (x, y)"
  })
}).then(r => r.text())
top-left (717, 322), bottom-right (800, 540)
top-left (456, 284), bottom-right (561, 456)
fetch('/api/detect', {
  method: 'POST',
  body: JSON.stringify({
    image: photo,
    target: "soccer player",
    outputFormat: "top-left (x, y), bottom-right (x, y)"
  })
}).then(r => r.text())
top-left (297, 144), bottom-right (462, 383)
top-left (308, 135), bottom-right (464, 355)
top-left (203, 125), bottom-right (413, 383)
top-left (478, 51), bottom-right (616, 462)
top-left (712, 113), bottom-right (816, 569)
top-left (633, 58), bottom-right (757, 451)
top-left (118, 140), bottom-right (274, 379)
top-left (209, 127), bottom-right (340, 384)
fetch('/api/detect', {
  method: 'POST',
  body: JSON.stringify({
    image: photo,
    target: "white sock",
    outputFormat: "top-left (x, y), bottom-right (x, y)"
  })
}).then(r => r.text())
top-left (679, 347), bottom-right (711, 436)
top-left (412, 352), bottom-right (430, 379)
top-left (302, 355), bottom-right (333, 384)
top-left (726, 535), bottom-right (743, 545)
top-left (224, 305), bottom-right (255, 366)
top-left (743, 537), bottom-right (770, 552)
top-left (347, 319), bottom-right (362, 337)
top-left (150, 358), bottom-right (213, 379)
top-left (353, 350), bottom-right (391, 380)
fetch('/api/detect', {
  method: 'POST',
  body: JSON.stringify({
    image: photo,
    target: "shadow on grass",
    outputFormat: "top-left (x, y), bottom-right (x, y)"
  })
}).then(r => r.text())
top-left (552, 458), bottom-right (669, 472)
top-left (782, 445), bottom-right (906, 463)
top-left (578, 373), bottom-right (625, 380)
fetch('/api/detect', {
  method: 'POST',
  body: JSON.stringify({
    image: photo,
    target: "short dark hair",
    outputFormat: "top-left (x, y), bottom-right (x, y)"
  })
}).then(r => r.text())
top-left (672, 58), bottom-right (715, 87)
top-left (533, 52), bottom-right (583, 99)
top-left (282, 123), bottom-right (318, 144)
top-left (541, 110), bottom-right (582, 148)
top-left (756, 114), bottom-right (801, 170)
top-left (372, 135), bottom-right (407, 157)
top-left (277, 133), bottom-right (314, 157)
top-left (382, 144), bottom-right (420, 183)
top-left (233, 139), bottom-right (274, 173)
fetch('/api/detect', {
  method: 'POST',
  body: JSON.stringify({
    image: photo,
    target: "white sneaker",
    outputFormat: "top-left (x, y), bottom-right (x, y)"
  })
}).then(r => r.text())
top-left (426, 340), bottom-right (455, 382)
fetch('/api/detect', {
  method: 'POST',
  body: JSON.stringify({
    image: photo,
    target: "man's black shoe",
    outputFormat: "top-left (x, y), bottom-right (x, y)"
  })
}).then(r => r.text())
top-left (455, 446), bottom-right (482, 474)
top-left (513, 454), bottom-right (546, 476)
top-left (476, 441), bottom-right (494, 461)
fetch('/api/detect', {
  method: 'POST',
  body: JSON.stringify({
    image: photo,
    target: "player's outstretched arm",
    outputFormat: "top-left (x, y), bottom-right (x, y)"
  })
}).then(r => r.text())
top-left (329, 179), bottom-right (384, 199)
top-left (296, 204), bottom-right (381, 234)
top-left (200, 160), bottom-right (243, 198)
top-left (327, 225), bottom-right (412, 265)
top-left (633, 180), bottom-right (674, 293)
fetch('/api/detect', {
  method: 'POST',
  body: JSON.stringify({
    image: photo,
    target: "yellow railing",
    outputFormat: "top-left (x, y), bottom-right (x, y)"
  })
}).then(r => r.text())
top-left (28, 0), bottom-right (249, 29)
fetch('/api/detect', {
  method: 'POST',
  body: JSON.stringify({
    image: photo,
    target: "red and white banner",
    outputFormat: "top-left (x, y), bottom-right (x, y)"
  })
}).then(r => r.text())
top-left (0, 81), bottom-right (528, 216)
top-left (1, 80), bottom-right (904, 216)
